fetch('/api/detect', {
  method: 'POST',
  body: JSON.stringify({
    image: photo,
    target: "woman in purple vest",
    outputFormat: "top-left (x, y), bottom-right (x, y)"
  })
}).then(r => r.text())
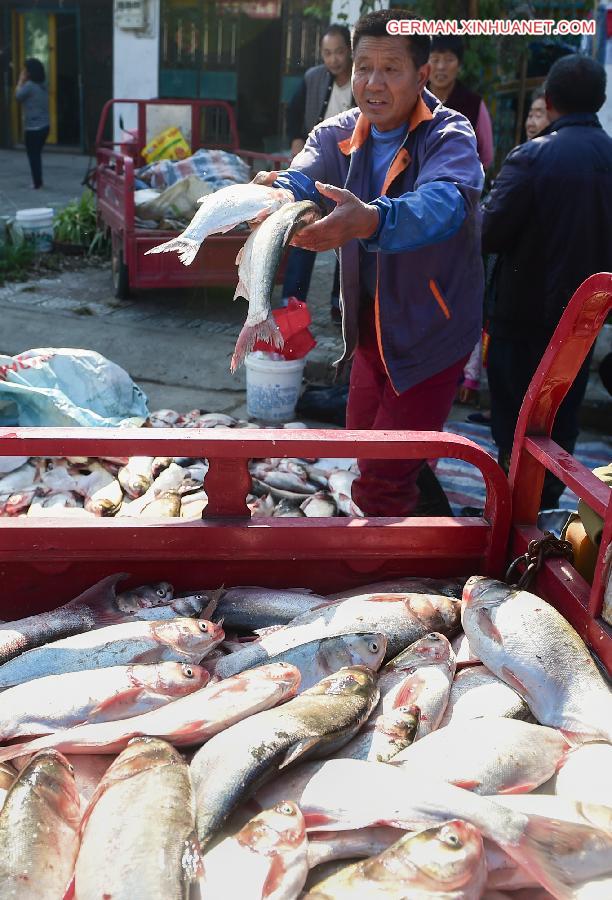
top-left (428, 36), bottom-right (493, 171)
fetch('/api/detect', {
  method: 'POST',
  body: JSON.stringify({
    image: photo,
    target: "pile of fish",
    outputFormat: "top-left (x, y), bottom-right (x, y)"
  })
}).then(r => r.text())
top-left (145, 182), bottom-right (323, 369)
top-left (0, 412), bottom-right (360, 519)
top-left (0, 572), bottom-right (610, 898)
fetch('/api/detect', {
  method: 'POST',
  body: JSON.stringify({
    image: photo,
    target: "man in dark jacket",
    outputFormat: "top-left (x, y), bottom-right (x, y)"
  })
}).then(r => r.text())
top-left (284, 24), bottom-right (353, 320)
top-left (482, 54), bottom-right (612, 508)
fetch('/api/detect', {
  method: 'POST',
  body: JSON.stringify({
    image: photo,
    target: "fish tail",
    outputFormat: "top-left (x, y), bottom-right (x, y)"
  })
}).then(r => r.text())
top-left (230, 315), bottom-right (283, 373)
top-left (145, 237), bottom-right (200, 266)
top-left (508, 816), bottom-right (608, 899)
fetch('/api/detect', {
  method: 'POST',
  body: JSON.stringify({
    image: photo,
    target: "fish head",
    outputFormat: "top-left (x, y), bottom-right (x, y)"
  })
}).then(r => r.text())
top-left (396, 819), bottom-right (485, 892)
top-left (461, 576), bottom-right (511, 613)
top-left (237, 801), bottom-right (307, 855)
top-left (154, 617), bottom-right (225, 654)
top-left (116, 580), bottom-right (174, 612)
top-left (405, 593), bottom-right (462, 634)
top-left (24, 750), bottom-right (81, 832)
top-left (170, 593), bottom-right (207, 617)
top-left (131, 661), bottom-right (210, 696)
top-left (307, 665), bottom-right (380, 704)
top-left (383, 632), bottom-right (453, 674)
top-left (259, 662), bottom-right (302, 697)
top-left (337, 632), bottom-right (387, 672)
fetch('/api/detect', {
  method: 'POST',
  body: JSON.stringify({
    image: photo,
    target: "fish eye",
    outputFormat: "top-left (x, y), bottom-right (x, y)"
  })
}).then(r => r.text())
top-left (156, 587), bottom-right (167, 598)
top-left (369, 641), bottom-right (379, 653)
top-left (428, 633), bottom-right (440, 640)
top-left (277, 803), bottom-right (295, 816)
top-left (198, 621), bottom-right (209, 632)
top-left (440, 827), bottom-right (462, 847)
top-left (182, 665), bottom-right (194, 678)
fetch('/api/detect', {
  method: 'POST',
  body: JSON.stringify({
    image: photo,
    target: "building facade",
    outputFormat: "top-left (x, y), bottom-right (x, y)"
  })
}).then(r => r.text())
top-left (0, 0), bottom-right (113, 152)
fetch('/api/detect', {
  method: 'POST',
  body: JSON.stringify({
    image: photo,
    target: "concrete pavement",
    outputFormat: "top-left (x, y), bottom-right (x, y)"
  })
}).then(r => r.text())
top-left (0, 147), bottom-right (343, 413)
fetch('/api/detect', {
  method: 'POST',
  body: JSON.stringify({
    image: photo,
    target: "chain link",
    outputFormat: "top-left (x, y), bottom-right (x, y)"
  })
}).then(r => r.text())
top-left (505, 532), bottom-right (574, 590)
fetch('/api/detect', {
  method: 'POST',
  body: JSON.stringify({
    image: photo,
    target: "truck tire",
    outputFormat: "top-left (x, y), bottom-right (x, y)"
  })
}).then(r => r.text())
top-left (112, 245), bottom-right (130, 299)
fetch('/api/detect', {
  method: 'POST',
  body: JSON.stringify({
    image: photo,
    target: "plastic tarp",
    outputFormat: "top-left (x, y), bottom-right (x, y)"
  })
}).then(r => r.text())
top-left (0, 348), bottom-right (149, 427)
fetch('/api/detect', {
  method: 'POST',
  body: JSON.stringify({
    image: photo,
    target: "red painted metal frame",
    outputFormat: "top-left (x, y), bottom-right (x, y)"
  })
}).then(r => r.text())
top-left (509, 272), bottom-right (612, 675)
top-left (94, 102), bottom-right (290, 291)
top-left (95, 98), bottom-right (241, 161)
top-left (0, 429), bottom-right (510, 614)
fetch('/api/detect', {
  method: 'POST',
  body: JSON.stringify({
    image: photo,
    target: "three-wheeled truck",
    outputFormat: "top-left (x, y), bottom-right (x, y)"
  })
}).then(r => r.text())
top-left (0, 273), bottom-right (609, 675)
top-left (94, 98), bottom-right (290, 299)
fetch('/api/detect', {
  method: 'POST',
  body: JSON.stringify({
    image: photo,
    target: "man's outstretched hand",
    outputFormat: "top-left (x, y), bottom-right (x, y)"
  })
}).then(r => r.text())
top-left (292, 182), bottom-right (379, 251)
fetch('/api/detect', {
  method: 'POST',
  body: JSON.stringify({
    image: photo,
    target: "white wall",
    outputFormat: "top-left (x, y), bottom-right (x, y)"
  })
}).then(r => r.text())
top-left (112, 0), bottom-right (160, 139)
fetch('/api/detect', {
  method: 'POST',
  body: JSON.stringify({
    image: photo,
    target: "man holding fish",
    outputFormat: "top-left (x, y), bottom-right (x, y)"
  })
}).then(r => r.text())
top-left (257, 8), bottom-right (484, 516)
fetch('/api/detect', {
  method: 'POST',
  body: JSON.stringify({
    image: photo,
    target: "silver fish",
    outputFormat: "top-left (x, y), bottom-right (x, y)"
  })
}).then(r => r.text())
top-left (440, 665), bottom-right (531, 727)
top-left (462, 577), bottom-right (612, 742)
top-left (214, 586), bottom-right (327, 631)
top-left (231, 200), bottom-right (322, 370)
top-left (74, 738), bottom-right (199, 899)
top-left (146, 183), bottom-right (293, 265)
top-left (0, 661), bottom-right (209, 740)
top-left (301, 491), bottom-right (338, 517)
top-left (191, 666), bottom-right (380, 848)
top-left (0, 662), bottom-right (301, 761)
top-left (0, 617), bottom-right (224, 689)
top-left (0, 573), bottom-right (175, 665)
top-left (213, 632), bottom-right (386, 691)
top-left (0, 750), bottom-right (80, 899)
top-left (117, 456), bottom-right (155, 498)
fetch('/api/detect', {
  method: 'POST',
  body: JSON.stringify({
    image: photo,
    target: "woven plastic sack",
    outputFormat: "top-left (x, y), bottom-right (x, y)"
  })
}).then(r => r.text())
top-left (0, 348), bottom-right (149, 427)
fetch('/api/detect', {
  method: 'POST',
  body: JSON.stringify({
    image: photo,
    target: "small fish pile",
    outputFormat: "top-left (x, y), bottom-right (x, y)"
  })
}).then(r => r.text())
top-left (0, 574), bottom-right (609, 898)
top-left (0, 413), bottom-right (362, 519)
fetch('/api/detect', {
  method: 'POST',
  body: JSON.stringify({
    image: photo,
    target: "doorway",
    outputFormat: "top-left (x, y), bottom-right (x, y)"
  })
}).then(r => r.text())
top-left (11, 8), bottom-right (81, 147)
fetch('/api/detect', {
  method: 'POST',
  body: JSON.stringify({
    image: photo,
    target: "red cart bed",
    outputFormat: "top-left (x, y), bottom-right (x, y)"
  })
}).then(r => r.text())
top-left (94, 98), bottom-right (290, 298)
top-left (0, 275), bottom-right (609, 675)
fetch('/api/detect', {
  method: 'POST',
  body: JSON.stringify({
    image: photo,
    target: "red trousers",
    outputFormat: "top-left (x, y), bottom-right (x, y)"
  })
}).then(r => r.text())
top-left (346, 306), bottom-right (467, 517)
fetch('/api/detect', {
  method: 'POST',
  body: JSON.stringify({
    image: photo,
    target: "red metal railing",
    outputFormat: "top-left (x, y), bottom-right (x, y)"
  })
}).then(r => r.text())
top-left (0, 430), bottom-right (510, 612)
top-left (509, 272), bottom-right (612, 673)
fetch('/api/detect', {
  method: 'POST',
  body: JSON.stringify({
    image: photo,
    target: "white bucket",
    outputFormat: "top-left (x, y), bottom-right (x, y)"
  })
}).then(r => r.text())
top-left (245, 351), bottom-right (306, 423)
top-left (15, 207), bottom-right (54, 253)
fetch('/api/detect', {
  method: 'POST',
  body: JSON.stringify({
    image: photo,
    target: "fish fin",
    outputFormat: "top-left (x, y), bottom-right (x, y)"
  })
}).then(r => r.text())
top-left (509, 816), bottom-right (607, 899)
top-left (501, 666), bottom-right (532, 701)
top-left (233, 280), bottom-right (248, 303)
top-left (0, 737), bottom-right (45, 764)
top-left (201, 586), bottom-right (224, 621)
top-left (235, 246), bottom-right (244, 266)
top-left (392, 682), bottom-right (418, 709)
top-left (280, 738), bottom-right (321, 769)
top-left (262, 853), bottom-right (288, 898)
top-left (304, 812), bottom-right (335, 828)
top-left (497, 782), bottom-right (540, 795)
top-left (145, 237), bottom-right (200, 266)
top-left (64, 572), bottom-right (129, 613)
top-left (132, 648), bottom-right (167, 664)
top-left (86, 687), bottom-right (143, 720)
top-left (230, 315), bottom-right (284, 373)
top-left (62, 874), bottom-right (75, 900)
top-left (559, 730), bottom-right (592, 749)
top-left (451, 779), bottom-right (481, 791)
top-left (182, 829), bottom-right (204, 882)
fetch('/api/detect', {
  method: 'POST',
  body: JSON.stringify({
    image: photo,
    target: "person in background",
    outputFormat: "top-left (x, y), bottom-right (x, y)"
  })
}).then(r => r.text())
top-left (256, 8), bottom-right (484, 518)
top-left (525, 85), bottom-right (550, 140)
top-left (284, 24), bottom-right (353, 323)
top-left (428, 35), bottom-right (494, 170)
top-left (15, 58), bottom-right (50, 190)
top-left (482, 54), bottom-right (612, 508)
top-left (428, 36), bottom-right (493, 406)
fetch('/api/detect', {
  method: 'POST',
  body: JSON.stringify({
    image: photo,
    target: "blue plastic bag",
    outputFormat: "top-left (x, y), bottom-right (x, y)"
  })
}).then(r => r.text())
top-left (0, 348), bottom-right (149, 427)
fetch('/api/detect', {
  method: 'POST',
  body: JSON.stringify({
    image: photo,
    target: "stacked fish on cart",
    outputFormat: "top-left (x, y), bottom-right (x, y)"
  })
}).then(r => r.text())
top-left (0, 571), bottom-right (610, 898)
top-left (0, 411), bottom-right (361, 520)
